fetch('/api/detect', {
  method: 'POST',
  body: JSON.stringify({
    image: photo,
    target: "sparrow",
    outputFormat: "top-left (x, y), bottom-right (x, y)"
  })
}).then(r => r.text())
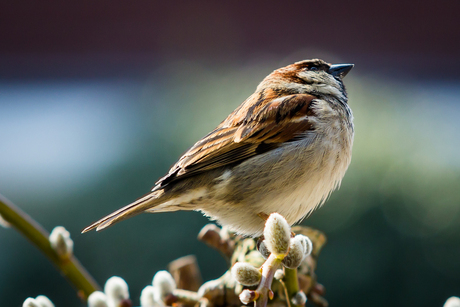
top-left (82, 59), bottom-right (354, 237)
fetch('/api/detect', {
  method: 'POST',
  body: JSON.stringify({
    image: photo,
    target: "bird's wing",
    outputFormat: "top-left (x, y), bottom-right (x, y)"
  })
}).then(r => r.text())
top-left (155, 92), bottom-right (317, 188)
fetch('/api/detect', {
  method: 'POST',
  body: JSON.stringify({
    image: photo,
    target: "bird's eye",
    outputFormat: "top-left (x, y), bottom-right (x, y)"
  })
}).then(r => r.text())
top-left (310, 66), bottom-right (318, 71)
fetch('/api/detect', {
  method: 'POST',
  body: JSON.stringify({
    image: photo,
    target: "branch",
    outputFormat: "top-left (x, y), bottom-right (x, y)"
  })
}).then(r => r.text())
top-left (0, 194), bottom-right (100, 301)
top-left (284, 268), bottom-right (300, 307)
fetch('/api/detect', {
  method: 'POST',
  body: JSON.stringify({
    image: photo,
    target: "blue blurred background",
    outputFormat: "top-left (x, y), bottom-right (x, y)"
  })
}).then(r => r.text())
top-left (1, 1), bottom-right (459, 306)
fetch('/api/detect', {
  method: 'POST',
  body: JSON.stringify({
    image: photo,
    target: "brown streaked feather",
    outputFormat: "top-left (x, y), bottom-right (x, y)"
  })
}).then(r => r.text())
top-left (155, 93), bottom-right (317, 188)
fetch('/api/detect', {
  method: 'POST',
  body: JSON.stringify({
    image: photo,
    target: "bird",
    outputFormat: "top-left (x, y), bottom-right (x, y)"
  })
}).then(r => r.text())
top-left (82, 59), bottom-right (354, 237)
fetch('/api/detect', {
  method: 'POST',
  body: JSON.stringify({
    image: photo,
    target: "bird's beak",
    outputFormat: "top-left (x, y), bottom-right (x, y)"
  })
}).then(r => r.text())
top-left (328, 64), bottom-right (354, 78)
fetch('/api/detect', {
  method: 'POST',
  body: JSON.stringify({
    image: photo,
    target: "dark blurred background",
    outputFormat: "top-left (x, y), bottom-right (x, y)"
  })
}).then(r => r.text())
top-left (1, 1), bottom-right (459, 306)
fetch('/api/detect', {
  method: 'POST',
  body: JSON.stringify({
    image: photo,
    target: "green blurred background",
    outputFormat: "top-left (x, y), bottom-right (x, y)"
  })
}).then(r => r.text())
top-left (1, 1), bottom-right (459, 307)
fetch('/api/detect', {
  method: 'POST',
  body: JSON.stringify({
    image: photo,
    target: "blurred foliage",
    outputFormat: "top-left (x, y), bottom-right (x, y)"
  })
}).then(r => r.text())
top-left (0, 59), bottom-right (459, 307)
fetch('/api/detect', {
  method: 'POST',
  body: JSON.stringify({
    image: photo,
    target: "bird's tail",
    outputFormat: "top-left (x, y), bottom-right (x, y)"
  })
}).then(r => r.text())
top-left (81, 190), bottom-right (168, 233)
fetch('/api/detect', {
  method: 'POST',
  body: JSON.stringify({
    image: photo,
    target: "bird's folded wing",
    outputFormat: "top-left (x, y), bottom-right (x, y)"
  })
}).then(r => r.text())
top-left (155, 93), bottom-right (317, 188)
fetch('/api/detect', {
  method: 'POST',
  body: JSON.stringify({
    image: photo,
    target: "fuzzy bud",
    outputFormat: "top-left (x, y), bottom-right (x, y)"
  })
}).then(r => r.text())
top-left (152, 271), bottom-right (176, 301)
top-left (35, 296), bottom-right (55, 307)
top-left (274, 269), bottom-right (285, 280)
top-left (282, 235), bottom-right (311, 269)
top-left (88, 291), bottom-right (108, 307)
top-left (104, 276), bottom-right (129, 307)
top-left (231, 262), bottom-right (262, 286)
top-left (0, 213), bottom-right (10, 228)
top-left (256, 239), bottom-right (271, 259)
top-left (49, 226), bottom-right (73, 258)
top-left (298, 234), bottom-right (313, 257)
top-left (23, 298), bottom-right (40, 307)
top-left (140, 285), bottom-right (164, 307)
top-left (263, 213), bottom-right (291, 257)
top-left (444, 297), bottom-right (460, 307)
top-left (239, 289), bottom-right (258, 305)
top-left (291, 291), bottom-right (307, 306)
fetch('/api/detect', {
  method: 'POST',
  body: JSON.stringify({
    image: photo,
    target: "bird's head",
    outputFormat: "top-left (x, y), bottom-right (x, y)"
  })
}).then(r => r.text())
top-left (258, 59), bottom-right (354, 102)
